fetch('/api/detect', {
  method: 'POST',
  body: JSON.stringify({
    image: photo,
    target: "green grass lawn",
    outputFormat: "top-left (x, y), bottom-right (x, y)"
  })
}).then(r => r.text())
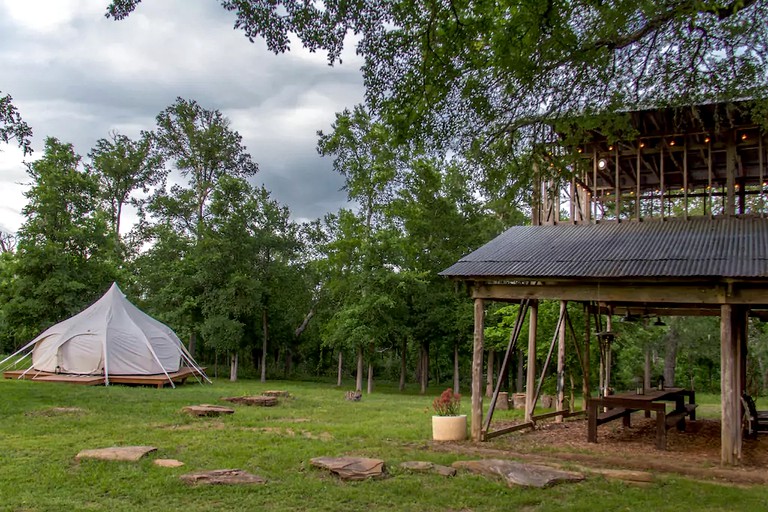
top-left (1, 379), bottom-right (766, 511)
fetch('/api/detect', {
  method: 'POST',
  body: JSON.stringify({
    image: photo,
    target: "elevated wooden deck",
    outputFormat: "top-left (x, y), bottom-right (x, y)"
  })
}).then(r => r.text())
top-left (3, 367), bottom-right (203, 388)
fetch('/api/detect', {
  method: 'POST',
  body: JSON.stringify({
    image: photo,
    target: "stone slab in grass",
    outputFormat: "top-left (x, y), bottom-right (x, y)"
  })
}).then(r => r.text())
top-left (452, 459), bottom-right (584, 488)
top-left (400, 461), bottom-right (456, 477)
top-left (180, 469), bottom-right (267, 485)
top-left (182, 404), bottom-right (236, 417)
top-left (310, 456), bottom-right (385, 480)
top-left (262, 390), bottom-right (291, 398)
top-left (155, 459), bottom-right (185, 468)
top-left (220, 395), bottom-right (278, 407)
top-left (577, 466), bottom-right (654, 484)
top-left (27, 406), bottom-right (86, 417)
top-left (75, 446), bottom-right (157, 462)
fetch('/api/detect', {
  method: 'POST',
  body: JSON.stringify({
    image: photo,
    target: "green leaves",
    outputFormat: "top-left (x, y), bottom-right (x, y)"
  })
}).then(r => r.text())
top-left (0, 91), bottom-right (32, 155)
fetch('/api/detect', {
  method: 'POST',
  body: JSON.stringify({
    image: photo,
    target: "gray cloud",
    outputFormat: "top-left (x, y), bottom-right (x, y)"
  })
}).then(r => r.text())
top-left (0, 0), bottom-right (362, 232)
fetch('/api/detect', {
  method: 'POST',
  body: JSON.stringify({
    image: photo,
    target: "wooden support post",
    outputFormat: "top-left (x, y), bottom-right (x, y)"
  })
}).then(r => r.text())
top-left (739, 307), bottom-right (748, 398)
top-left (471, 298), bottom-right (485, 442)
top-left (525, 300), bottom-right (538, 422)
top-left (721, 305), bottom-right (740, 464)
top-left (582, 304), bottom-right (591, 411)
top-left (656, 408), bottom-right (666, 450)
top-left (485, 350), bottom-right (494, 397)
top-left (605, 314), bottom-right (613, 392)
top-left (726, 134), bottom-right (737, 215)
top-left (635, 146), bottom-right (641, 220)
top-left (587, 398), bottom-right (598, 443)
top-left (556, 301), bottom-right (567, 422)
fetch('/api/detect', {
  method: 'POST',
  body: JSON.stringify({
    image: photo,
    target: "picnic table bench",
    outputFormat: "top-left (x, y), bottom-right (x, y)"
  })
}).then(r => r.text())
top-left (587, 387), bottom-right (697, 450)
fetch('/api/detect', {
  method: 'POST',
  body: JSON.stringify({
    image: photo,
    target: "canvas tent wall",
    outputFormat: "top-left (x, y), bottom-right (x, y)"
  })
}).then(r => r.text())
top-left (1, 283), bottom-right (208, 386)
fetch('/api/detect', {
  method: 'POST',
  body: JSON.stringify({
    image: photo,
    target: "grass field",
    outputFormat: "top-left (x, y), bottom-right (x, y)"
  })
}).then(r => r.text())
top-left (1, 378), bottom-right (766, 511)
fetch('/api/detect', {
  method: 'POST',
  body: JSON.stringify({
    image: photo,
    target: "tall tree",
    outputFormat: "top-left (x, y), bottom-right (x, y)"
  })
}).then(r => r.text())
top-left (88, 130), bottom-right (165, 245)
top-left (1, 138), bottom-right (115, 347)
top-left (154, 97), bottom-right (258, 236)
top-left (317, 106), bottom-right (403, 393)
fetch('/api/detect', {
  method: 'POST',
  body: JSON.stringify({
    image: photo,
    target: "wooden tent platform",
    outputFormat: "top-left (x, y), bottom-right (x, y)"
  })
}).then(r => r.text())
top-left (3, 367), bottom-right (202, 388)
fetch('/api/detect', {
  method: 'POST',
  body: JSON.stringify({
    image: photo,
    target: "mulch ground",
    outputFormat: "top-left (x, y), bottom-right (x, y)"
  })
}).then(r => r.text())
top-left (430, 416), bottom-right (768, 486)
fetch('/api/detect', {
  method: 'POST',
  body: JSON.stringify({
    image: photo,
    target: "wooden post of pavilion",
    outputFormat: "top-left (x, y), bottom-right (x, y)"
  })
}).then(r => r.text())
top-left (555, 300), bottom-right (567, 422)
top-left (582, 303), bottom-right (591, 411)
top-left (471, 297), bottom-right (485, 441)
top-left (720, 304), bottom-right (745, 464)
top-left (525, 300), bottom-right (539, 422)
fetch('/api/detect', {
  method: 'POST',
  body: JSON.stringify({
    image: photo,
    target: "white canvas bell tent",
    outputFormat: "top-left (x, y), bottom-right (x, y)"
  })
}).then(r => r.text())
top-left (1, 283), bottom-right (209, 387)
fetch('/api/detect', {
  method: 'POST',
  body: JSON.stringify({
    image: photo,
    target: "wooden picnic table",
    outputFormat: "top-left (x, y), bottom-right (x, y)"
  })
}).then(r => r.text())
top-left (587, 387), bottom-right (696, 450)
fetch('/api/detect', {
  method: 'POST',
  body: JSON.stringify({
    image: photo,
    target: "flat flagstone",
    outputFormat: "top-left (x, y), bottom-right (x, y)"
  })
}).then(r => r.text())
top-left (400, 461), bottom-right (456, 477)
top-left (452, 459), bottom-right (583, 488)
top-left (262, 390), bottom-right (291, 398)
top-left (154, 458), bottom-right (185, 468)
top-left (180, 469), bottom-right (266, 485)
top-left (220, 395), bottom-right (278, 407)
top-left (182, 404), bottom-right (235, 417)
top-left (576, 466), bottom-right (653, 483)
top-left (310, 456), bottom-right (385, 480)
top-left (75, 446), bottom-right (157, 462)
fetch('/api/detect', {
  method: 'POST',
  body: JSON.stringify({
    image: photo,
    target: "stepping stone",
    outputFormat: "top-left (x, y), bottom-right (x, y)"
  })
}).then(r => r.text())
top-left (182, 404), bottom-right (235, 417)
top-left (221, 395), bottom-right (278, 407)
top-left (262, 390), bottom-right (291, 398)
top-left (452, 459), bottom-right (583, 488)
top-left (155, 459), bottom-right (185, 468)
top-left (310, 456), bottom-right (385, 480)
top-left (180, 469), bottom-right (266, 485)
top-left (27, 407), bottom-right (86, 416)
top-left (400, 461), bottom-right (456, 477)
top-left (75, 446), bottom-right (157, 462)
top-left (577, 467), bottom-right (653, 484)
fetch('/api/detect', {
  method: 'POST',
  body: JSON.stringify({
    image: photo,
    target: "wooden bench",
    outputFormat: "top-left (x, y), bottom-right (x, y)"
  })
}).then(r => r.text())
top-left (597, 407), bottom-right (635, 427)
top-left (665, 403), bottom-right (698, 431)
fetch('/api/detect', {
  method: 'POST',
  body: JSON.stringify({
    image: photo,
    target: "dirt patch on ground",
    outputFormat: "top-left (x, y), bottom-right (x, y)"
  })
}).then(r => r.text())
top-left (430, 417), bottom-right (768, 486)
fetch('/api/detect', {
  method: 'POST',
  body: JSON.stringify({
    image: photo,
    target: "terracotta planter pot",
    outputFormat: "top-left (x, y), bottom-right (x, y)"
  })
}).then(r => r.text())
top-left (431, 415), bottom-right (467, 441)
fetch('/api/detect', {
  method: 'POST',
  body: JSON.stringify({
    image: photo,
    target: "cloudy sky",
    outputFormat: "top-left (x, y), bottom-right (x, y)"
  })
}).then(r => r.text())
top-left (0, 0), bottom-right (365, 234)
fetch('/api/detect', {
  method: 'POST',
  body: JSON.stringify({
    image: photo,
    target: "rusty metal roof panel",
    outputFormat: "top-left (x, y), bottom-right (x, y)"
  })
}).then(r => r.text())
top-left (440, 217), bottom-right (768, 280)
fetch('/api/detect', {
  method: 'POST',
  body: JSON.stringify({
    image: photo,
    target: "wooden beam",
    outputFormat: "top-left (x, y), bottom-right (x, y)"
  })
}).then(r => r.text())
top-left (472, 282), bottom-right (768, 306)
top-left (471, 298), bottom-right (484, 442)
top-left (484, 421), bottom-right (534, 440)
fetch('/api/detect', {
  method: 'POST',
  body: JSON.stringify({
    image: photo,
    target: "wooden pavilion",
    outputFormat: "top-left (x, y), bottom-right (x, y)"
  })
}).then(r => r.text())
top-left (441, 100), bottom-right (768, 465)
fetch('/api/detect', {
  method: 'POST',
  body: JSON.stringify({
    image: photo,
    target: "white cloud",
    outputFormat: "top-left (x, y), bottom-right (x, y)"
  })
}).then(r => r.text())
top-left (1, 0), bottom-right (101, 33)
top-left (0, 0), bottom-right (365, 233)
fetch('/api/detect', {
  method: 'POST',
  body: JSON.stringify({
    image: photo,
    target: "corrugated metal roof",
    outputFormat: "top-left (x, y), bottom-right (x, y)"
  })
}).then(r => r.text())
top-left (440, 217), bottom-right (768, 280)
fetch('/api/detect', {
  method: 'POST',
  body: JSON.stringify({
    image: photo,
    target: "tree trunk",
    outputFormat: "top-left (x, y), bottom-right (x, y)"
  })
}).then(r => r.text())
top-left (188, 332), bottom-right (196, 358)
top-left (261, 308), bottom-right (268, 383)
top-left (399, 338), bottom-right (407, 391)
top-left (453, 342), bottom-right (460, 394)
top-left (663, 326), bottom-right (678, 387)
top-left (485, 349), bottom-right (495, 397)
top-left (230, 352), bottom-right (238, 382)
top-left (367, 362), bottom-right (373, 394)
top-left (420, 344), bottom-right (429, 394)
top-left (516, 348), bottom-right (524, 393)
top-left (337, 351), bottom-right (343, 387)
top-left (355, 346), bottom-right (363, 392)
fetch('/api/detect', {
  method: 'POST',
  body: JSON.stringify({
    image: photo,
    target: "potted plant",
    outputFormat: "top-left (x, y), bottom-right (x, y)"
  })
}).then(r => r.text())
top-left (431, 388), bottom-right (467, 441)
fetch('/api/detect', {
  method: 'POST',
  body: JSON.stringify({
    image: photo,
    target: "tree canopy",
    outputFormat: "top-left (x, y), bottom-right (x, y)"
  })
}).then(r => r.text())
top-left (107, 0), bottom-right (768, 165)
